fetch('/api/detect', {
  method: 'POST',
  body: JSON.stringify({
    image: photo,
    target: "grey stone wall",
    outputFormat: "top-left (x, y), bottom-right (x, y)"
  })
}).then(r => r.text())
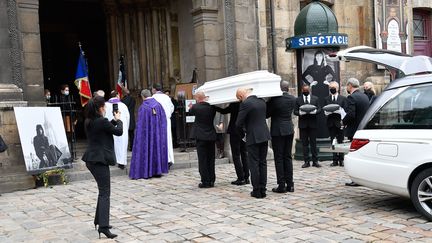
top-left (0, 3), bottom-right (13, 86)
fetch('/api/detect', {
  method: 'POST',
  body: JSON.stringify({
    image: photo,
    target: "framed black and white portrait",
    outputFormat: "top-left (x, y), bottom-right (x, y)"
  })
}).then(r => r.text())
top-left (14, 107), bottom-right (73, 174)
top-left (301, 48), bottom-right (340, 98)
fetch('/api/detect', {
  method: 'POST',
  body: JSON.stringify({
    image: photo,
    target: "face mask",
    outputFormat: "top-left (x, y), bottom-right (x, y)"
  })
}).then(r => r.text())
top-left (64, 91), bottom-right (69, 96)
top-left (329, 88), bottom-right (337, 94)
top-left (46, 96), bottom-right (51, 100)
top-left (302, 91), bottom-right (309, 96)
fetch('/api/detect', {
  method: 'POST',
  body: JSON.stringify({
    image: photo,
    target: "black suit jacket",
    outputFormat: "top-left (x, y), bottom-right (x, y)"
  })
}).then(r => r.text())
top-left (324, 94), bottom-right (347, 129)
top-left (82, 117), bottom-right (123, 165)
top-left (235, 95), bottom-right (270, 146)
top-left (266, 92), bottom-right (296, 136)
top-left (121, 94), bottom-right (136, 130)
top-left (218, 102), bottom-right (243, 137)
top-left (294, 95), bottom-right (321, 129)
top-left (343, 90), bottom-right (370, 138)
top-left (190, 102), bottom-right (217, 141)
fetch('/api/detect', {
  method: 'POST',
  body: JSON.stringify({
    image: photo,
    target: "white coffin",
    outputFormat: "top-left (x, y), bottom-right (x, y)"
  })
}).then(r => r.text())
top-left (196, 70), bottom-right (283, 105)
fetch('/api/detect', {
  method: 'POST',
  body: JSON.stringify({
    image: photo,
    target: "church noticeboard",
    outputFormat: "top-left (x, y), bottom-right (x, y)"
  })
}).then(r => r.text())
top-left (375, 0), bottom-right (410, 54)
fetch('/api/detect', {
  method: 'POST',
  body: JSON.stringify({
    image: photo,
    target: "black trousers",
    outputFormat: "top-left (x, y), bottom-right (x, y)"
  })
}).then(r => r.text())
top-left (329, 126), bottom-right (344, 162)
top-left (196, 140), bottom-right (216, 185)
top-left (230, 134), bottom-right (249, 181)
top-left (86, 162), bottom-right (111, 228)
top-left (128, 129), bottom-right (135, 151)
top-left (300, 127), bottom-right (318, 163)
top-left (272, 134), bottom-right (294, 186)
top-left (247, 142), bottom-right (268, 193)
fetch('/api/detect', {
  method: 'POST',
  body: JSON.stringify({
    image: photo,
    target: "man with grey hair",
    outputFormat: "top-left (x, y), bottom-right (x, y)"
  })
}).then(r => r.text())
top-left (343, 78), bottom-right (369, 186)
top-left (343, 78), bottom-right (369, 140)
top-left (94, 90), bottom-right (105, 98)
top-left (129, 89), bottom-right (169, 179)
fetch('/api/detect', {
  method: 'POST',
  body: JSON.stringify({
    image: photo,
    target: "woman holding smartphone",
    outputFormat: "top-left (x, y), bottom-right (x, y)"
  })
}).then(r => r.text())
top-left (82, 96), bottom-right (123, 239)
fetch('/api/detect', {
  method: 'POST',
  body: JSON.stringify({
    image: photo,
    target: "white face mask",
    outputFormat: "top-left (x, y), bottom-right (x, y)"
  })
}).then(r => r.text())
top-left (46, 96), bottom-right (51, 100)
top-left (64, 91), bottom-right (69, 96)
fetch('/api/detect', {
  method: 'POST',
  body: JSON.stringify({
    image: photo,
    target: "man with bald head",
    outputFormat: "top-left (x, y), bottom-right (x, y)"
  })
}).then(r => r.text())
top-left (236, 88), bottom-right (271, 198)
top-left (190, 91), bottom-right (218, 188)
top-left (266, 81), bottom-right (296, 193)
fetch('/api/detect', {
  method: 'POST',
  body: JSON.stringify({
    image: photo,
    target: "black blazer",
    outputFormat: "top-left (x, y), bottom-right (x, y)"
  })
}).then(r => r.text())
top-left (189, 102), bottom-right (217, 141)
top-left (235, 95), bottom-right (270, 146)
top-left (343, 90), bottom-right (370, 138)
top-left (218, 102), bottom-right (243, 137)
top-left (324, 94), bottom-right (347, 129)
top-left (82, 117), bottom-right (123, 165)
top-left (266, 92), bottom-right (296, 136)
top-left (294, 95), bottom-right (321, 129)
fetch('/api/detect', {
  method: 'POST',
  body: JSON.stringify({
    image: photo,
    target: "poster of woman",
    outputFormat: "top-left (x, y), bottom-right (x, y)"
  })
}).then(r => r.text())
top-left (301, 48), bottom-right (340, 138)
top-left (14, 107), bottom-right (73, 174)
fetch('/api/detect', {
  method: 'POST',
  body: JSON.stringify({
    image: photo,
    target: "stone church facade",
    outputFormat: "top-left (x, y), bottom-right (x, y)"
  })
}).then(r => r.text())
top-left (0, 0), bottom-right (431, 192)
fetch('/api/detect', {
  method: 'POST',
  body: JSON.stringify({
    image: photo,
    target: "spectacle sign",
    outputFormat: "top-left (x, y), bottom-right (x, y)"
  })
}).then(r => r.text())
top-left (286, 34), bottom-right (348, 50)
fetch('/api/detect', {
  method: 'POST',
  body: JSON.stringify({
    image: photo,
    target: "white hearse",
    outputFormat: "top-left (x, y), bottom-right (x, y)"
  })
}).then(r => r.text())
top-left (332, 46), bottom-right (432, 220)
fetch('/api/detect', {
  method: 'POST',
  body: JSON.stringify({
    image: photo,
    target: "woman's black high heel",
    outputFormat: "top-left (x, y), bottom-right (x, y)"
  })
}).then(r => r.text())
top-left (98, 227), bottom-right (117, 239)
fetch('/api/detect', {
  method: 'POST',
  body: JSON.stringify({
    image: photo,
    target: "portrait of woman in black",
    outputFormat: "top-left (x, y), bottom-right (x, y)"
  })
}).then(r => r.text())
top-left (82, 96), bottom-right (122, 239)
top-left (302, 50), bottom-right (336, 99)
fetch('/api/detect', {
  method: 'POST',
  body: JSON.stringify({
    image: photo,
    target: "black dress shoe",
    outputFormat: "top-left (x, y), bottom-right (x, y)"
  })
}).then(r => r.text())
top-left (345, 181), bottom-right (360, 187)
top-left (118, 164), bottom-right (125, 170)
top-left (301, 162), bottom-right (310, 168)
top-left (168, 162), bottom-right (173, 169)
top-left (339, 161), bottom-right (344, 167)
top-left (250, 191), bottom-right (262, 198)
top-left (312, 162), bottom-right (322, 168)
top-left (286, 183), bottom-right (294, 192)
top-left (330, 162), bottom-right (339, 167)
top-left (244, 178), bottom-right (250, 184)
top-left (272, 185), bottom-right (286, 193)
top-left (231, 179), bottom-right (246, 185)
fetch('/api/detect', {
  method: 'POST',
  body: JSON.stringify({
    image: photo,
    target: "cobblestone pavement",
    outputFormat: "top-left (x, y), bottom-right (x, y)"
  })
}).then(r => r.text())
top-left (1, 160), bottom-right (432, 243)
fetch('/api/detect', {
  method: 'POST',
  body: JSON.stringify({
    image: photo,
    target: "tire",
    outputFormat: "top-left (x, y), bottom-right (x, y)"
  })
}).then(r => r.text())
top-left (410, 167), bottom-right (432, 221)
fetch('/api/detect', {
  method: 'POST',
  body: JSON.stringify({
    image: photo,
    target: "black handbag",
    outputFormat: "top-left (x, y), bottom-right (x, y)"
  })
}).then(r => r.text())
top-left (0, 135), bottom-right (7, 153)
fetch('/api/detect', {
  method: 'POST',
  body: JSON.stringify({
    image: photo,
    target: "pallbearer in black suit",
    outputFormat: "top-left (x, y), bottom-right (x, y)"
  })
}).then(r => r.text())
top-left (219, 102), bottom-right (250, 185)
top-left (294, 85), bottom-right (322, 168)
top-left (324, 81), bottom-right (347, 167)
top-left (190, 91), bottom-right (217, 188)
top-left (236, 88), bottom-right (271, 199)
top-left (266, 81), bottom-right (296, 193)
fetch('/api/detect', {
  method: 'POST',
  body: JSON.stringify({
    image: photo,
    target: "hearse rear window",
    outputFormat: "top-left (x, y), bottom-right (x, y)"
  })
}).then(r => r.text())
top-left (366, 84), bottom-right (432, 129)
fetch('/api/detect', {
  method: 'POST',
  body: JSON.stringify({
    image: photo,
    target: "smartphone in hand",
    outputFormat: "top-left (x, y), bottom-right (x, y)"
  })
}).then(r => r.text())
top-left (113, 103), bottom-right (119, 115)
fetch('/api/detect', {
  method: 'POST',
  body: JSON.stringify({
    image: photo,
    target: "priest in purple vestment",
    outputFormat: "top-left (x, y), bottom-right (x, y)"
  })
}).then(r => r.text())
top-left (129, 89), bottom-right (168, 179)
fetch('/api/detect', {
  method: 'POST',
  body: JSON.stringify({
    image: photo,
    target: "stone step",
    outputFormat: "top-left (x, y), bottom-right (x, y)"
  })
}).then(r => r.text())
top-left (0, 173), bottom-right (34, 193)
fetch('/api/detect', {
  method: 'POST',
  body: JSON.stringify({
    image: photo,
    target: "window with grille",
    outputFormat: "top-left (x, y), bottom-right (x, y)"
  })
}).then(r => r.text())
top-left (413, 13), bottom-right (427, 40)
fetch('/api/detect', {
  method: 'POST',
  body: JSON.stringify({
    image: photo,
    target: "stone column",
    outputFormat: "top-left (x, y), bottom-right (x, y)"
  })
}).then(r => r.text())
top-left (271, 0), bottom-right (299, 90)
top-left (191, 0), bottom-right (223, 84)
top-left (16, 0), bottom-right (44, 106)
top-left (0, 1), bottom-right (32, 193)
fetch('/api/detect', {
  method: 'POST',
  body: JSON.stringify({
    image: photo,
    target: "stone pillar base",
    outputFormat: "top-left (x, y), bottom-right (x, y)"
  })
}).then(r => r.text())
top-left (0, 85), bottom-right (32, 193)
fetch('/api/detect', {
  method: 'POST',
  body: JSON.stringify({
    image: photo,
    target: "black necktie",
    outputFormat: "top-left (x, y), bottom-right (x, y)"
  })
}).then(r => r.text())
top-left (333, 96), bottom-right (336, 102)
top-left (305, 97), bottom-right (309, 104)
